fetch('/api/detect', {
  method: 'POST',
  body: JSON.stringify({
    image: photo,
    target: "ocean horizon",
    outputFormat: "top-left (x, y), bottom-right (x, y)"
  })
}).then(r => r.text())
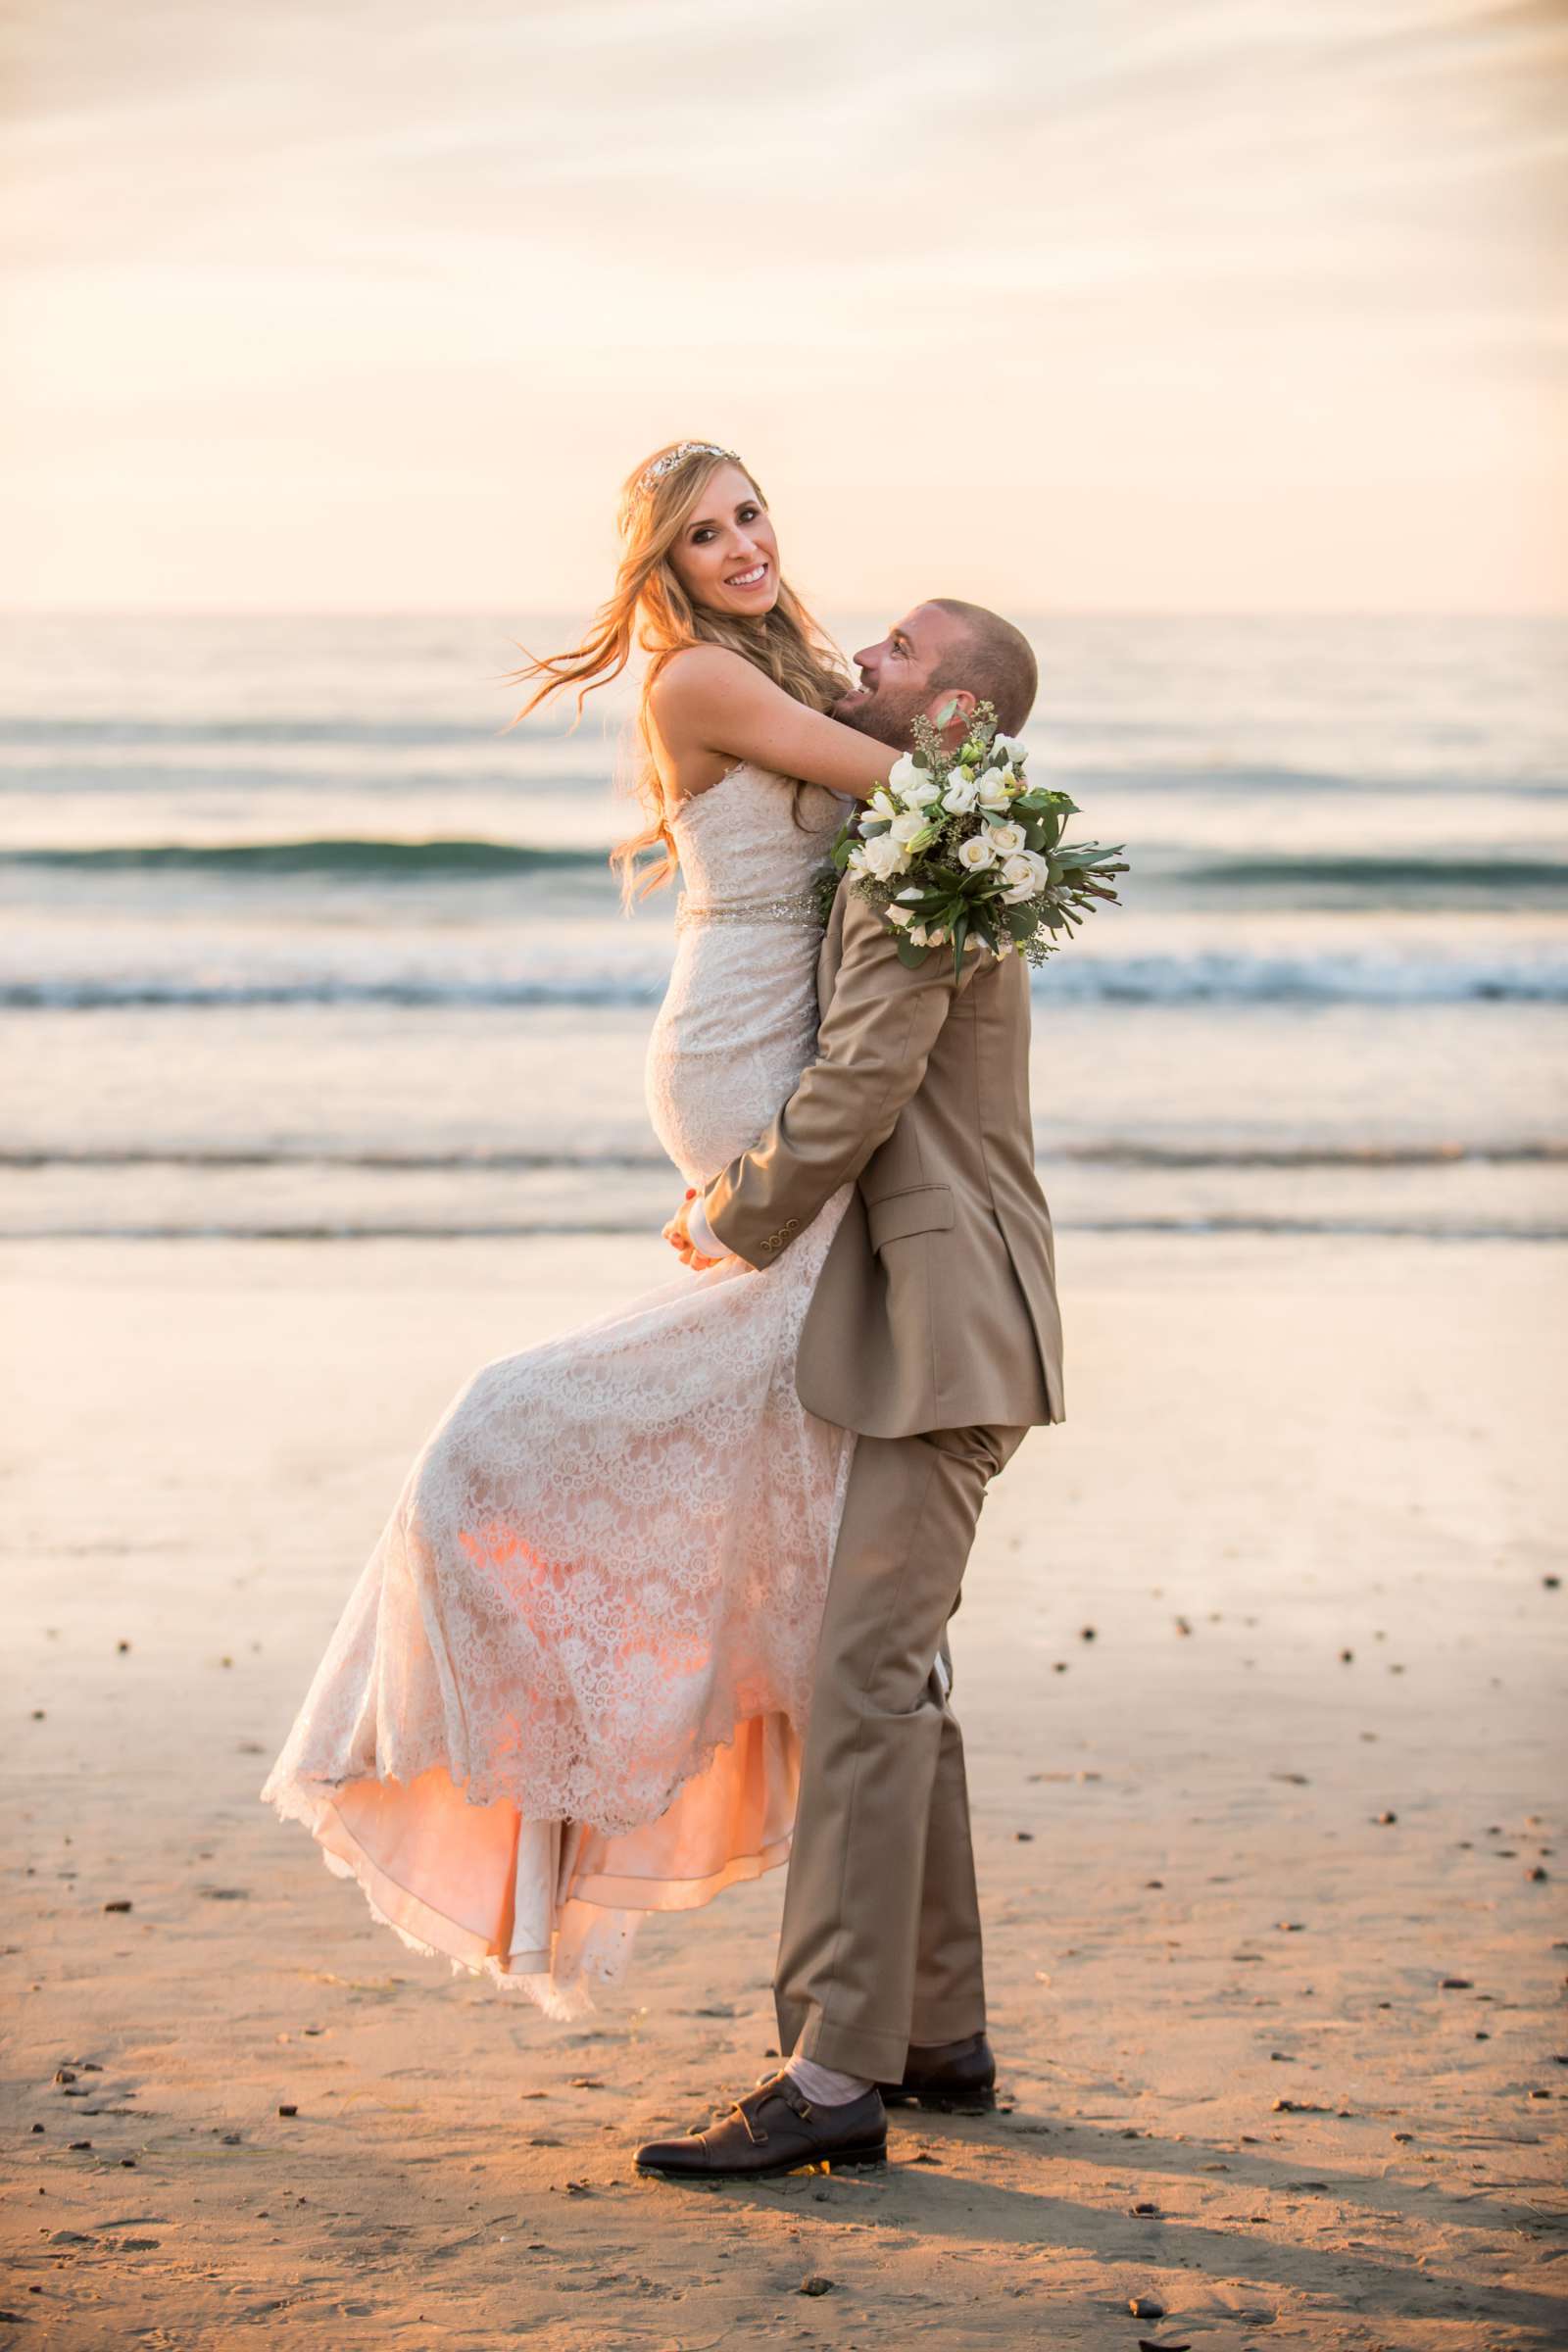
top-left (5, 609), bottom-right (1565, 1245)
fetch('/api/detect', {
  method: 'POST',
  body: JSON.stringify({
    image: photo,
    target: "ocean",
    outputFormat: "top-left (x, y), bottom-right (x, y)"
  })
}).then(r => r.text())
top-left (3, 612), bottom-right (1564, 1246)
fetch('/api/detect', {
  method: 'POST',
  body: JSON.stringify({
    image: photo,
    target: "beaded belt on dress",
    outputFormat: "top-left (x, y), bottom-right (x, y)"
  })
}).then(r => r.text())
top-left (675, 885), bottom-right (827, 931)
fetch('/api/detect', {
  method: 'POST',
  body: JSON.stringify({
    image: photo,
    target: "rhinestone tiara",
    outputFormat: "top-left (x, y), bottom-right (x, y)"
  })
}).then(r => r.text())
top-left (639, 440), bottom-right (739, 493)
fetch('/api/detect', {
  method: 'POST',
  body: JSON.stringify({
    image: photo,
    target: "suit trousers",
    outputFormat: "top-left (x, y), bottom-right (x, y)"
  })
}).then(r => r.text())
top-left (773, 1420), bottom-right (1029, 2081)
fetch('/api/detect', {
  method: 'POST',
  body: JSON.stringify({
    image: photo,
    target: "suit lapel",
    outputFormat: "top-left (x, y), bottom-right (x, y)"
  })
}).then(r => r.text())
top-left (816, 880), bottom-right (849, 1009)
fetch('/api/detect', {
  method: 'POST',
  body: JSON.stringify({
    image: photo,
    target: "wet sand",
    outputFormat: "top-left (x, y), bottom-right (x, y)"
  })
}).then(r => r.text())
top-left (3, 1230), bottom-right (1566, 2348)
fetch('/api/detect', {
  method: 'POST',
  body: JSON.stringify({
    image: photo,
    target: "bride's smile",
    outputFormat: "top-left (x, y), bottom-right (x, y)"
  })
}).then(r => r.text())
top-left (668, 464), bottom-right (780, 617)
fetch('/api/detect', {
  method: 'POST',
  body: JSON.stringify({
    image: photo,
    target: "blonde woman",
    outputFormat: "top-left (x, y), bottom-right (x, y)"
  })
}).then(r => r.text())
top-left (263, 440), bottom-right (1017, 2016)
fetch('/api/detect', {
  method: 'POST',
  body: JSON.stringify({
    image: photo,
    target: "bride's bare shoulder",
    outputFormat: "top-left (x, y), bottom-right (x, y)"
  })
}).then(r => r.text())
top-left (648, 644), bottom-right (764, 728)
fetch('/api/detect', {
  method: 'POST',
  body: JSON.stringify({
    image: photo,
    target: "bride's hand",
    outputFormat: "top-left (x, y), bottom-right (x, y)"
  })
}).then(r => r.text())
top-left (663, 1191), bottom-right (720, 1271)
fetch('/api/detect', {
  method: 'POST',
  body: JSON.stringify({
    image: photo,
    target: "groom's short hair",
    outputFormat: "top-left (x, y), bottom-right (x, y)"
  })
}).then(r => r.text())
top-left (927, 601), bottom-right (1038, 735)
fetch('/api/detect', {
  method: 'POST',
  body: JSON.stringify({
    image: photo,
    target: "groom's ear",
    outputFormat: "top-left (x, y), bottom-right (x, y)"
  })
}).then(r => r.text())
top-left (924, 686), bottom-right (976, 740)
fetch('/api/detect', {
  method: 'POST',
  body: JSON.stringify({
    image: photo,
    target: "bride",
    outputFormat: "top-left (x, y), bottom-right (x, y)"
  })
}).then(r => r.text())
top-left (263, 439), bottom-right (909, 2012)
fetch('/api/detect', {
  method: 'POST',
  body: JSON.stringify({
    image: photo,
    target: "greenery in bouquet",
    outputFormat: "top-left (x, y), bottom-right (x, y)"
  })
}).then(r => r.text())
top-left (824, 702), bottom-right (1127, 972)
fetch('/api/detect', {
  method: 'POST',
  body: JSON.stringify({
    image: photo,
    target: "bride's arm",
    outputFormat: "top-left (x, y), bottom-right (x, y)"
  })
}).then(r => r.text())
top-left (650, 647), bottom-right (900, 802)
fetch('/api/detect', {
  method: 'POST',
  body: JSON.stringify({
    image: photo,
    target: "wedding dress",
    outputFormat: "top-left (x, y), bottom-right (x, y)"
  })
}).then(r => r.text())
top-left (263, 766), bottom-right (855, 2013)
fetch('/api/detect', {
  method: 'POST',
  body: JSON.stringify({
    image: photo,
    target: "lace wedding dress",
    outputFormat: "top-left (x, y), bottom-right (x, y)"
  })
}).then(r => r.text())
top-left (263, 766), bottom-right (855, 2013)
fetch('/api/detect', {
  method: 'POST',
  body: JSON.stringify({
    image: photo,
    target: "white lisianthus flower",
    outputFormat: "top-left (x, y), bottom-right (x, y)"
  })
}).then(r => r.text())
top-left (993, 732), bottom-right (1029, 766)
top-left (907, 922), bottom-right (929, 947)
top-left (901, 775), bottom-right (942, 808)
top-left (956, 832), bottom-right (998, 871)
top-left (987, 820), bottom-right (1027, 858)
top-left (886, 904), bottom-right (913, 928)
top-left (941, 774), bottom-right (979, 814)
top-left (896, 887), bottom-right (924, 903)
top-left (976, 768), bottom-right (1013, 810)
top-left (861, 832), bottom-right (910, 880)
top-left (847, 845), bottom-right (870, 876)
top-left (887, 753), bottom-right (923, 795)
top-left (889, 809), bottom-right (927, 845)
top-left (928, 926), bottom-right (949, 946)
top-left (867, 788), bottom-right (899, 821)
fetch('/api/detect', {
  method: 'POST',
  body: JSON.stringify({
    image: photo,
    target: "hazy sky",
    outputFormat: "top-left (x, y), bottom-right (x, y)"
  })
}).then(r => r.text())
top-left (4, 0), bottom-right (1564, 613)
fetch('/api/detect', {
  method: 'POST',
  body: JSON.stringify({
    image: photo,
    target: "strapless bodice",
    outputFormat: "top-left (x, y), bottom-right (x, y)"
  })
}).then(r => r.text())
top-left (647, 765), bottom-right (848, 1187)
top-left (669, 764), bottom-right (844, 920)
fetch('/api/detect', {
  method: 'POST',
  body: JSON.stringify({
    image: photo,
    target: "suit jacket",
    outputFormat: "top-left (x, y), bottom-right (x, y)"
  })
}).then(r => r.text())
top-left (702, 883), bottom-right (1065, 1441)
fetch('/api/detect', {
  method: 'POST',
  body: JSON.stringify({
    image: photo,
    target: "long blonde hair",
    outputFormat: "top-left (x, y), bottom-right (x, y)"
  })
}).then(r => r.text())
top-left (507, 443), bottom-right (846, 900)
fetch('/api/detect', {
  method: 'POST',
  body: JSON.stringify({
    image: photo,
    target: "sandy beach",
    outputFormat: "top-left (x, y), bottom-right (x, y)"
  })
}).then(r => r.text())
top-left (4, 1226), bottom-right (1565, 2348)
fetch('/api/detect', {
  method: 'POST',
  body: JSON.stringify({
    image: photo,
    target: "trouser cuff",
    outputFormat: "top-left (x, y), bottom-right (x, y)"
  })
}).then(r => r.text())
top-left (776, 1998), bottom-right (915, 2082)
top-left (907, 2000), bottom-right (988, 2049)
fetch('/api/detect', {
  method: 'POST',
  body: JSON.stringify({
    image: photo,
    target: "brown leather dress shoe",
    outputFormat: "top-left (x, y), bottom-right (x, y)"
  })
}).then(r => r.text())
top-left (635, 2072), bottom-right (887, 2180)
top-left (876, 2031), bottom-right (996, 2111)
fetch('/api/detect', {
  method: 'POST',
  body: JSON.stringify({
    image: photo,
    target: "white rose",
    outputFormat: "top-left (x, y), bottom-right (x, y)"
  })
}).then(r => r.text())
top-left (1000, 852), bottom-right (1040, 905)
top-left (889, 809), bottom-right (927, 845)
top-left (987, 820), bottom-right (1027, 858)
top-left (976, 768), bottom-right (1013, 810)
top-left (928, 926), bottom-right (949, 946)
top-left (847, 845), bottom-right (870, 876)
top-left (887, 753), bottom-right (923, 795)
top-left (886, 903), bottom-right (912, 928)
top-left (941, 774), bottom-right (979, 814)
top-left (862, 832), bottom-right (909, 880)
top-left (956, 832), bottom-right (998, 871)
top-left (1003, 849), bottom-right (1052, 903)
top-left (993, 732), bottom-right (1028, 765)
top-left (907, 922), bottom-right (929, 947)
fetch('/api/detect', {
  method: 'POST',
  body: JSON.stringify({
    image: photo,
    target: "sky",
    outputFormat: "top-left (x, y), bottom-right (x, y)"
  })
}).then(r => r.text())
top-left (3, 0), bottom-right (1565, 614)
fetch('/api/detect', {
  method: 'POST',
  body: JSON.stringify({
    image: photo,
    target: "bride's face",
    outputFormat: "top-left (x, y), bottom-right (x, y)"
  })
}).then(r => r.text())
top-left (667, 466), bottom-right (780, 619)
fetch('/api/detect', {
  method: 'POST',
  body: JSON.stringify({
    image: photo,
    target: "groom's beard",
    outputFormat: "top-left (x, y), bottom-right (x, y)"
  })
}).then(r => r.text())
top-left (832, 681), bottom-right (931, 751)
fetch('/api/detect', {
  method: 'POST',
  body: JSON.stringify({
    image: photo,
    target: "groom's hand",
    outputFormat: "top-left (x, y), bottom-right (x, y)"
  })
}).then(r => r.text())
top-left (662, 1191), bottom-right (721, 1271)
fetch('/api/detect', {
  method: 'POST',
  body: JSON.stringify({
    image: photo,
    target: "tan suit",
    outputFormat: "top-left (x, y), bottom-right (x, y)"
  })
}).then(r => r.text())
top-left (708, 884), bottom-right (1063, 1429)
top-left (704, 884), bottom-right (1063, 2080)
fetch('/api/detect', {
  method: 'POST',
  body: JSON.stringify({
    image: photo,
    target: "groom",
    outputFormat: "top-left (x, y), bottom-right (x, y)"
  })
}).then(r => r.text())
top-left (640, 600), bottom-right (1064, 2178)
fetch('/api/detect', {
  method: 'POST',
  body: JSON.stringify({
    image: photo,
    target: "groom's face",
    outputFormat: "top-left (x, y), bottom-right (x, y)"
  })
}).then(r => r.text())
top-left (833, 604), bottom-right (969, 748)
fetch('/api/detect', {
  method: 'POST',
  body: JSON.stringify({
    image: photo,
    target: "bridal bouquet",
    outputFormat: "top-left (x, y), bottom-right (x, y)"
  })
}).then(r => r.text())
top-left (826, 703), bottom-right (1127, 971)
